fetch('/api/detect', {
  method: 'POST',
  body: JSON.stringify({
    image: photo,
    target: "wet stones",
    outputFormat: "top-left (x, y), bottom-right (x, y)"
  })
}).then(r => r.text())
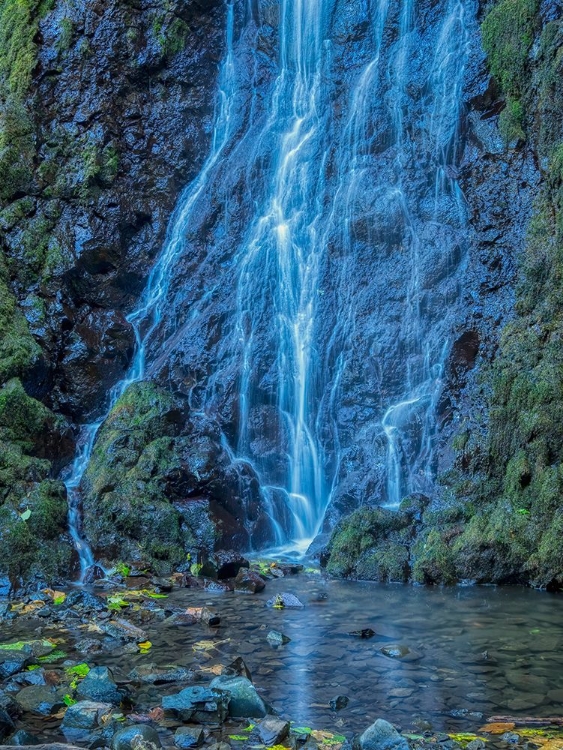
top-left (258, 716), bottom-right (290, 746)
top-left (76, 666), bottom-right (123, 705)
top-left (174, 727), bottom-right (205, 749)
top-left (360, 719), bottom-right (409, 750)
top-left (162, 686), bottom-right (229, 723)
top-left (209, 675), bottom-right (267, 718)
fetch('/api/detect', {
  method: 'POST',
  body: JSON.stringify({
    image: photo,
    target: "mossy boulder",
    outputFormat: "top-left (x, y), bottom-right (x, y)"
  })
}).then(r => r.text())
top-left (323, 506), bottom-right (413, 581)
top-left (0, 378), bottom-right (75, 589)
top-left (81, 381), bottom-right (269, 574)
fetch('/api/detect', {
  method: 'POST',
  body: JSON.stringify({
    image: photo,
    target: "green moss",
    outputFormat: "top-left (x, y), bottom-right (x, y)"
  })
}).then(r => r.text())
top-left (57, 17), bottom-right (74, 53)
top-left (0, 270), bottom-right (41, 380)
top-left (355, 542), bottom-right (410, 582)
top-left (324, 506), bottom-right (411, 578)
top-left (499, 97), bottom-right (525, 144)
top-left (412, 529), bottom-right (457, 585)
top-left (0, 377), bottom-right (56, 450)
top-left (0, 0), bottom-right (54, 100)
top-left (82, 382), bottom-right (193, 572)
top-left (481, 0), bottom-right (538, 97)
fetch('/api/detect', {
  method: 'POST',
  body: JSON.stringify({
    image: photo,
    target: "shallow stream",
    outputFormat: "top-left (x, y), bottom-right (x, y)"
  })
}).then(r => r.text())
top-left (2, 575), bottom-right (563, 742)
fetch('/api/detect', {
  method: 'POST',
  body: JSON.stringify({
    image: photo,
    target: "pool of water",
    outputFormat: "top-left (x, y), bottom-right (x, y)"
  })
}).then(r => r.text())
top-left (2, 575), bottom-right (563, 739)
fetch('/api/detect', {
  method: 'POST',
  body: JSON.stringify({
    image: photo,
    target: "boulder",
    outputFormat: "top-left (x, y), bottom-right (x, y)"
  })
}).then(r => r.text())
top-left (101, 619), bottom-right (148, 642)
top-left (234, 569), bottom-right (266, 593)
top-left (211, 550), bottom-right (250, 579)
top-left (210, 675), bottom-right (267, 718)
top-left (360, 720), bottom-right (409, 750)
top-left (76, 666), bottom-right (123, 704)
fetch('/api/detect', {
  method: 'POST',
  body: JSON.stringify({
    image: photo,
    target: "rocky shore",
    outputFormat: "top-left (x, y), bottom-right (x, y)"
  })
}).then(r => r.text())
top-left (1, 561), bottom-right (562, 750)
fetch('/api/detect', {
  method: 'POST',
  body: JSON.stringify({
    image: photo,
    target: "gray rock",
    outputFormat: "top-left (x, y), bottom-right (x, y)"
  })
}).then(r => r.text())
top-left (61, 700), bottom-right (114, 731)
top-left (360, 719), bottom-right (409, 750)
top-left (210, 675), bottom-right (267, 718)
top-left (14, 686), bottom-right (63, 716)
top-left (266, 631), bottom-right (290, 647)
top-left (258, 716), bottom-right (290, 746)
top-left (174, 727), bottom-right (205, 749)
top-left (76, 666), bottom-right (122, 705)
top-left (266, 593), bottom-right (304, 608)
top-left (112, 725), bottom-right (162, 750)
top-left (162, 686), bottom-right (229, 723)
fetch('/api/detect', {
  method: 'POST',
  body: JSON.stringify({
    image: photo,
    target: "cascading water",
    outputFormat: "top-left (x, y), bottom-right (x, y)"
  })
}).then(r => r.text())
top-left (65, 0), bottom-right (474, 570)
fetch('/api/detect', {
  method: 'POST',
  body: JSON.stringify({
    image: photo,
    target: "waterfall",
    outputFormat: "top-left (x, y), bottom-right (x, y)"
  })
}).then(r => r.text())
top-left (65, 0), bottom-right (473, 571)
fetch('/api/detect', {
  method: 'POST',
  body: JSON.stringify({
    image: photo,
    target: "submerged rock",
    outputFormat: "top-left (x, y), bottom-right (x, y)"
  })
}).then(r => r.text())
top-left (162, 686), bottom-right (229, 723)
top-left (128, 664), bottom-right (194, 685)
top-left (360, 719), bottom-right (409, 750)
top-left (209, 675), bottom-right (267, 718)
top-left (330, 695), bottom-right (349, 711)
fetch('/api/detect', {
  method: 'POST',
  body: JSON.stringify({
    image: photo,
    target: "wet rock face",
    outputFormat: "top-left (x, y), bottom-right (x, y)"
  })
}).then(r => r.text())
top-left (0, 0), bottom-right (225, 586)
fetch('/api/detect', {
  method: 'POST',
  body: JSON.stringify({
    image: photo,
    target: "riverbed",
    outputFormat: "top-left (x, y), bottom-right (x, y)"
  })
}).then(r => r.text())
top-left (1, 572), bottom-right (563, 745)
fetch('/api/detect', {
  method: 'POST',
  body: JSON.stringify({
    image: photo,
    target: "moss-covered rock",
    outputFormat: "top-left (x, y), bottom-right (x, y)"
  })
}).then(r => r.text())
top-left (323, 506), bottom-right (412, 580)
